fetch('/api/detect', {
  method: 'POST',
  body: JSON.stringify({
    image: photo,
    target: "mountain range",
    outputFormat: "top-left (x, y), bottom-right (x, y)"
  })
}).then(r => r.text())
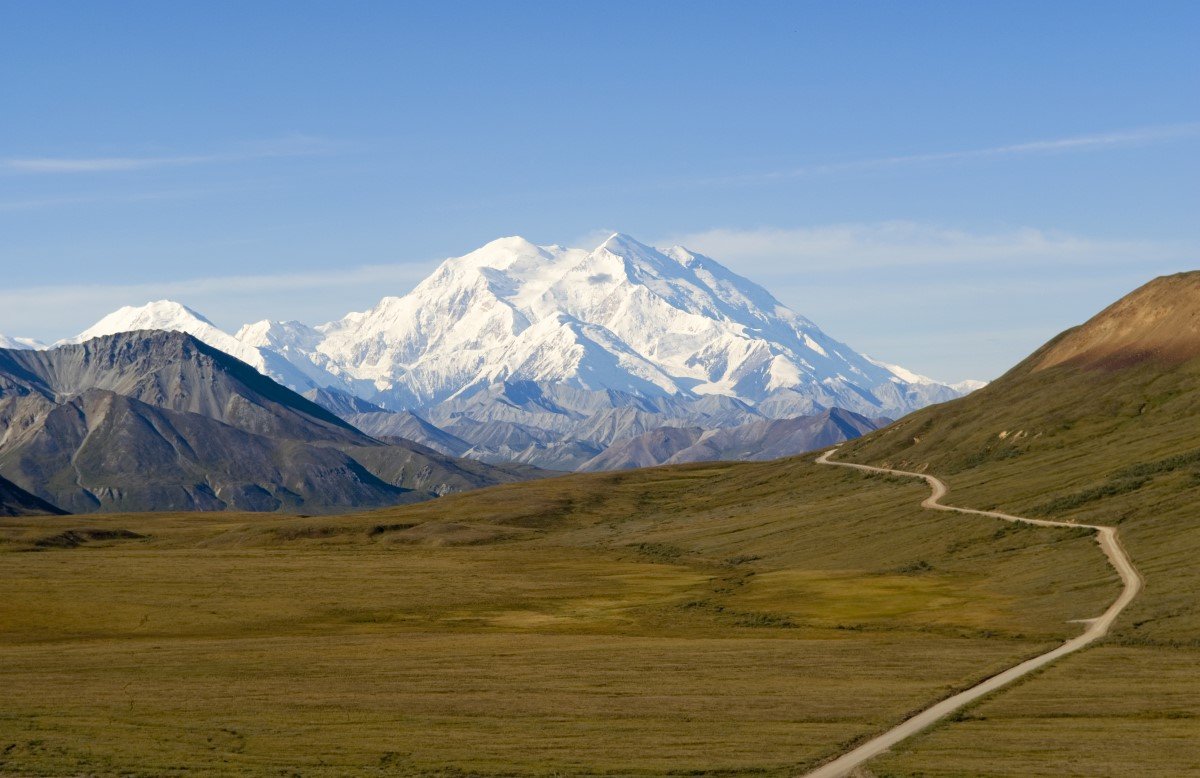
top-left (0, 331), bottom-right (538, 514)
top-left (2, 233), bottom-right (980, 474)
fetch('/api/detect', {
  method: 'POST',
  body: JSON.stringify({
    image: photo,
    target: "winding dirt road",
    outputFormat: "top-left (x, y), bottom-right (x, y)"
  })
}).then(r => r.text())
top-left (803, 447), bottom-right (1143, 778)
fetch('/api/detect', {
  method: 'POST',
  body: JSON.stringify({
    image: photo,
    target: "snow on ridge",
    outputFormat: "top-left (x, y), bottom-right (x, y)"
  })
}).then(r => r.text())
top-left (63, 300), bottom-right (214, 344)
top-left (281, 230), bottom-right (949, 412)
top-left (58, 233), bottom-right (976, 416)
top-left (0, 334), bottom-right (45, 350)
top-left (865, 355), bottom-right (986, 393)
top-left (865, 356), bottom-right (937, 385)
top-left (60, 299), bottom-right (334, 392)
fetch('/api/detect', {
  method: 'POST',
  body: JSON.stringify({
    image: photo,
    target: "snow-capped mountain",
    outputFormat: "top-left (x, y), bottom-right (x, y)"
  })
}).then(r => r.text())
top-left (0, 334), bottom-right (45, 350)
top-left (58, 232), bottom-right (982, 469)
top-left (293, 233), bottom-right (967, 416)
top-left (59, 300), bottom-right (337, 392)
top-left (950, 379), bottom-right (990, 394)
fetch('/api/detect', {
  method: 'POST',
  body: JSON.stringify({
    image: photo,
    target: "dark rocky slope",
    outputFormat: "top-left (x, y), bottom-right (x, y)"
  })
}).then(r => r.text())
top-left (0, 331), bottom-right (541, 513)
top-left (0, 473), bottom-right (65, 516)
top-left (579, 407), bottom-right (885, 471)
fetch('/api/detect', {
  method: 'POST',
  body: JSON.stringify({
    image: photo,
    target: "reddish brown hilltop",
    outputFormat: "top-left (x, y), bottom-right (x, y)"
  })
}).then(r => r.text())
top-left (1035, 270), bottom-right (1200, 371)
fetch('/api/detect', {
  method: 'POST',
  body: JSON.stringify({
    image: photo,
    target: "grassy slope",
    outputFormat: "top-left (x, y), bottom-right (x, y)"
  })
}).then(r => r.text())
top-left (0, 456), bottom-right (1116, 777)
top-left (840, 344), bottom-right (1200, 776)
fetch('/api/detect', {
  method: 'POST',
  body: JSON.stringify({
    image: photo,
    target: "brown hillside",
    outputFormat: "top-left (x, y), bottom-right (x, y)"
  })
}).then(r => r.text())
top-left (1034, 270), bottom-right (1200, 371)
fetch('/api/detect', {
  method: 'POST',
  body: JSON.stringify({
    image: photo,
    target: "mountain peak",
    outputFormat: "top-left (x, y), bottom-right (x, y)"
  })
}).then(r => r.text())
top-left (236, 319), bottom-right (321, 351)
top-left (58, 235), bottom-right (972, 419)
top-left (460, 236), bottom-right (549, 265)
top-left (587, 232), bottom-right (696, 283)
top-left (128, 299), bottom-right (210, 323)
top-left (67, 299), bottom-right (213, 345)
top-left (64, 301), bottom-right (338, 394)
top-left (593, 232), bottom-right (648, 253)
top-left (478, 235), bottom-right (541, 253)
top-left (0, 334), bottom-right (45, 350)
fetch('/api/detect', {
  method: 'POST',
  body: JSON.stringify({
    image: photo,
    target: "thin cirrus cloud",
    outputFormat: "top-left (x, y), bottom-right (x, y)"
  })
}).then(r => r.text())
top-left (0, 261), bottom-right (439, 309)
top-left (0, 187), bottom-right (236, 212)
top-left (711, 122), bottom-right (1200, 185)
top-left (0, 135), bottom-right (342, 175)
top-left (660, 221), bottom-right (1179, 272)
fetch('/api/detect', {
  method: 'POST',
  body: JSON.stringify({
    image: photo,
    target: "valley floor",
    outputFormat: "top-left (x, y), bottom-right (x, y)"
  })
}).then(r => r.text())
top-left (841, 431), bottom-right (1200, 777)
top-left (0, 456), bottom-right (1160, 776)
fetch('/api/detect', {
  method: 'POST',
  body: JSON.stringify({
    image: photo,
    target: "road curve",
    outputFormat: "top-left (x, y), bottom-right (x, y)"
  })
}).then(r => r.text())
top-left (803, 447), bottom-right (1143, 778)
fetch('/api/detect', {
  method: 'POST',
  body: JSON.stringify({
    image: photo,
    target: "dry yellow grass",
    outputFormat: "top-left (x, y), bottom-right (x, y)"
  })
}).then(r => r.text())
top-left (0, 458), bottom-right (1117, 775)
top-left (865, 646), bottom-right (1200, 777)
top-left (842, 338), bottom-right (1200, 774)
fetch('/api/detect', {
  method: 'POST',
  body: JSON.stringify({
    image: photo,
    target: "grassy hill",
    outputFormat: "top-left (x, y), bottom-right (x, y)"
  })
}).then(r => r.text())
top-left (839, 271), bottom-right (1200, 775)
top-left (0, 454), bottom-right (1115, 776)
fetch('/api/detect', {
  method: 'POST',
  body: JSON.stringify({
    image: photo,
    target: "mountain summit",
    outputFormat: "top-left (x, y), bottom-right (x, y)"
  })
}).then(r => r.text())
top-left (309, 232), bottom-right (876, 408)
top-left (68, 233), bottom-right (972, 419)
top-left (0, 334), bottom-right (44, 350)
top-left (245, 232), bottom-right (967, 417)
top-left (61, 300), bottom-right (334, 392)
top-left (58, 233), bottom-right (978, 470)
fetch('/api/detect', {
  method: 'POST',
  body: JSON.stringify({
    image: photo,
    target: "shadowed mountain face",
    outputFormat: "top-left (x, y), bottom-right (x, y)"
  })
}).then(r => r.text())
top-left (347, 409), bottom-right (472, 457)
top-left (0, 332), bottom-right (541, 513)
top-left (325, 386), bottom-right (886, 471)
top-left (0, 473), bottom-right (65, 516)
top-left (578, 408), bottom-right (885, 471)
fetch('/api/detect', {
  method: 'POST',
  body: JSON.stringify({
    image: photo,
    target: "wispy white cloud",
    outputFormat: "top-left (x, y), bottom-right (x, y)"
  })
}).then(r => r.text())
top-left (660, 221), bottom-right (1179, 270)
top-left (0, 135), bottom-right (341, 175)
top-left (6, 156), bottom-right (211, 173)
top-left (713, 122), bottom-right (1200, 184)
top-left (926, 122), bottom-right (1200, 158)
top-left (0, 187), bottom-right (233, 211)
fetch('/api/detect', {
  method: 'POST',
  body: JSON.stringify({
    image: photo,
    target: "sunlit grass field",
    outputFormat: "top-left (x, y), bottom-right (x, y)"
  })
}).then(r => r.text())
top-left (844, 353), bottom-right (1200, 776)
top-left (0, 458), bottom-right (1116, 776)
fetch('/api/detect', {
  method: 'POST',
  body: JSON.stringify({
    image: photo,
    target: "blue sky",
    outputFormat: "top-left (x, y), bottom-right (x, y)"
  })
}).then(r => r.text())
top-left (1, 1), bottom-right (1197, 380)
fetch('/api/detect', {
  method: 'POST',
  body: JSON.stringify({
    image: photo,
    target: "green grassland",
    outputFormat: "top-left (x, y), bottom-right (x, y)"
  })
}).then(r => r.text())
top-left (842, 350), bottom-right (1200, 776)
top-left (0, 457), bottom-right (1117, 777)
